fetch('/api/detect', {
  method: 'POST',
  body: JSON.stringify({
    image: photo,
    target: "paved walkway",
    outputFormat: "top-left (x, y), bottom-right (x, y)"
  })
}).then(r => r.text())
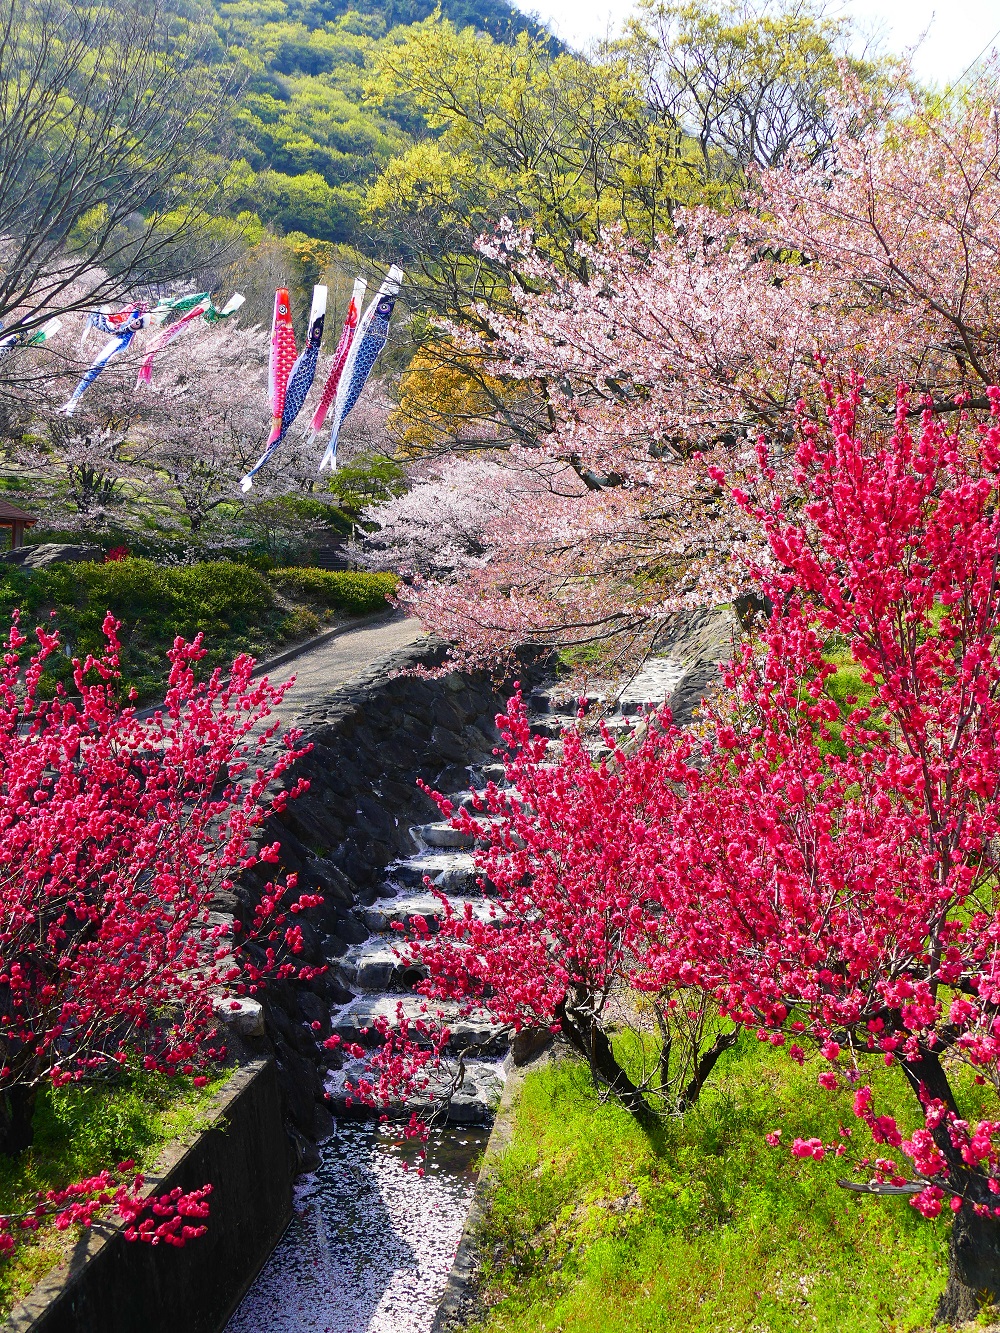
top-left (263, 613), bottom-right (425, 730)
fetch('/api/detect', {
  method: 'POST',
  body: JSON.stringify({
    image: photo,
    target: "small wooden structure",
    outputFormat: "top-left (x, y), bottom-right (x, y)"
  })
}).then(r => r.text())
top-left (0, 499), bottom-right (36, 549)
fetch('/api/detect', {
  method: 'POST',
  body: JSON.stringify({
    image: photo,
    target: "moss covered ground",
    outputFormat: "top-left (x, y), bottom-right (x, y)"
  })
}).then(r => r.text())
top-left (471, 1041), bottom-right (966, 1333)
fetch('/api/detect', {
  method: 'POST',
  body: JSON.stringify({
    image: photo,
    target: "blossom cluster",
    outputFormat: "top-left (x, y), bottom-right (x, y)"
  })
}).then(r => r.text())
top-left (365, 383), bottom-right (1000, 1228)
top-left (0, 610), bottom-right (317, 1253)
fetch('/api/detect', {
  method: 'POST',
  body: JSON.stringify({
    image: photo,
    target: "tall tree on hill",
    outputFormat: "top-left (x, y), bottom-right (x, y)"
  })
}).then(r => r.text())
top-left (622, 0), bottom-right (887, 179)
top-left (0, 0), bottom-right (237, 341)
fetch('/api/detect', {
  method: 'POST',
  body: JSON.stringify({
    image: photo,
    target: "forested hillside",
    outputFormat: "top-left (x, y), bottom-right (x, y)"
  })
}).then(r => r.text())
top-left (202, 0), bottom-right (551, 244)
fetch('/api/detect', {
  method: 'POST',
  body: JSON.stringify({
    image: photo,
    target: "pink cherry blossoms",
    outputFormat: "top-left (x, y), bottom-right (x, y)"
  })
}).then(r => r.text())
top-left (374, 80), bottom-right (1000, 677)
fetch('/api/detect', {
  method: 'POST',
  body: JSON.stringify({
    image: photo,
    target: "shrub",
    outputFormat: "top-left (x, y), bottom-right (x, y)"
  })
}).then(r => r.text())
top-left (269, 567), bottom-right (397, 616)
top-left (0, 559), bottom-right (398, 703)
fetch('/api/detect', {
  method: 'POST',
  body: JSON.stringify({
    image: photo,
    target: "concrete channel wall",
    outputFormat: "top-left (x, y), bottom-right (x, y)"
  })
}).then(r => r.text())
top-left (4, 1061), bottom-right (293, 1333)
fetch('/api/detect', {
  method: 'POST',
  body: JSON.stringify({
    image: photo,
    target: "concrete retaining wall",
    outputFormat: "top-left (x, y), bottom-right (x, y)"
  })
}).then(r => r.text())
top-left (4, 1060), bottom-right (292, 1333)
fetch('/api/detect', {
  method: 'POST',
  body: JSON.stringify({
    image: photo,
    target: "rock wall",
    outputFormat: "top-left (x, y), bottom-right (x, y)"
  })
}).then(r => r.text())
top-left (225, 612), bottom-right (732, 1163)
top-left (5, 1061), bottom-right (291, 1333)
top-left (230, 635), bottom-right (545, 1164)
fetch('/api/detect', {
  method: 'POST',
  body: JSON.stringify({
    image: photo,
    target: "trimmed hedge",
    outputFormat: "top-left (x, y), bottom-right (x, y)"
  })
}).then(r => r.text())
top-left (0, 559), bottom-right (398, 703)
top-left (269, 567), bottom-right (397, 616)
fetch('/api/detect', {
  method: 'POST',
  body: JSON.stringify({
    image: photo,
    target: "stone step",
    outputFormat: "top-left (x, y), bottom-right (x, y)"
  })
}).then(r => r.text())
top-left (527, 713), bottom-right (567, 738)
top-left (530, 711), bottom-right (644, 740)
top-left (325, 1057), bottom-right (506, 1125)
top-left (390, 850), bottom-right (484, 895)
top-left (528, 656), bottom-right (688, 719)
top-left (528, 686), bottom-right (602, 717)
top-left (336, 936), bottom-right (426, 991)
top-left (542, 738), bottom-right (614, 764)
top-left (410, 821), bottom-right (476, 851)
top-left (330, 993), bottom-right (508, 1054)
top-left (358, 891), bottom-right (496, 934)
top-left (446, 787), bottom-right (508, 812)
top-left (617, 658), bottom-right (687, 712)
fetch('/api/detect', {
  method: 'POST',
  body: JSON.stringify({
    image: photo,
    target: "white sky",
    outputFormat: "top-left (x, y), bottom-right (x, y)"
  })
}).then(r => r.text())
top-left (517, 0), bottom-right (1000, 86)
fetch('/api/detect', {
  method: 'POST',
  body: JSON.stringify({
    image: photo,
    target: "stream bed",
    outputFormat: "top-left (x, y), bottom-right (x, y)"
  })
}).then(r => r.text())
top-left (226, 1121), bottom-right (487, 1333)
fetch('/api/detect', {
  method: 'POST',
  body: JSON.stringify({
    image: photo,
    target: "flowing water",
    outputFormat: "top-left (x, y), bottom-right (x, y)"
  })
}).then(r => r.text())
top-left (227, 1121), bottom-right (488, 1333)
top-left (228, 658), bottom-right (693, 1332)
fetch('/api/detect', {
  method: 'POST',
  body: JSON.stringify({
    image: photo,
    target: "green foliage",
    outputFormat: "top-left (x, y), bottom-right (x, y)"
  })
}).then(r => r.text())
top-left (270, 565), bottom-right (396, 613)
top-left (367, 20), bottom-right (690, 274)
top-left (0, 558), bottom-right (394, 702)
top-left (0, 1071), bottom-right (224, 1317)
top-left (205, 0), bottom-right (552, 247)
top-left (325, 451), bottom-right (407, 513)
top-left (473, 1045), bottom-right (956, 1332)
top-left (619, 0), bottom-right (891, 180)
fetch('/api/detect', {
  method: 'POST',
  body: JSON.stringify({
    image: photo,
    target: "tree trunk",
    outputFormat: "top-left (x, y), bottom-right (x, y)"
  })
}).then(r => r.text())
top-left (936, 1203), bottom-right (1000, 1323)
top-left (556, 996), bottom-right (653, 1122)
top-left (0, 1084), bottom-right (37, 1157)
top-left (678, 1026), bottom-right (740, 1112)
top-left (899, 1046), bottom-right (1000, 1321)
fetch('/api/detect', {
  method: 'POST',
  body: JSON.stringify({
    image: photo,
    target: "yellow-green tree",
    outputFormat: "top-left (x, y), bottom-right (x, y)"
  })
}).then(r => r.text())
top-left (362, 2), bottom-right (892, 448)
top-left (623, 0), bottom-right (890, 180)
top-left (366, 20), bottom-right (693, 290)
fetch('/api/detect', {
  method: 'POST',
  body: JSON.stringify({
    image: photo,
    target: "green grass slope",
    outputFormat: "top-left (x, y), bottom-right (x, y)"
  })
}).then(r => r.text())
top-left (0, 1072), bottom-right (226, 1318)
top-left (0, 559), bottom-right (396, 702)
top-left (474, 1045), bottom-right (958, 1333)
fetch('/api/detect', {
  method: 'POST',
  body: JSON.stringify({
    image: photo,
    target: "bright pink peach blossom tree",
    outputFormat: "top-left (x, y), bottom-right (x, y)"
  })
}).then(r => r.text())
top-left (0, 612), bottom-right (317, 1252)
top-left (386, 382), bottom-right (1000, 1318)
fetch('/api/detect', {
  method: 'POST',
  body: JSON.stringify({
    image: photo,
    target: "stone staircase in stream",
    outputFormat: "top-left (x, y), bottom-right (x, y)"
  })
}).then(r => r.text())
top-left (323, 614), bottom-right (735, 1128)
top-left (324, 759), bottom-right (512, 1126)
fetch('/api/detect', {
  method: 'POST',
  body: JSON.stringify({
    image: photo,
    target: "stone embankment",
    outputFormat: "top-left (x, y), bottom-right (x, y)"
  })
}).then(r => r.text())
top-left (226, 607), bottom-right (738, 1160)
top-left (226, 633), bottom-right (550, 1161)
top-left (6, 1062), bottom-right (291, 1333)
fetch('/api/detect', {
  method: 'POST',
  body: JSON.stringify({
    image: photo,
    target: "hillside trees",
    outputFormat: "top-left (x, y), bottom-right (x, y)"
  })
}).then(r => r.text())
top-left (372, 78), bottom-right (1000, 673)
top-left (202, 0), bottom-right (551, 247)
top-left (366, 0), bottom-right (888, 450)
top-left (0, 0), bottom-right (237, 339)
top-left (368, 0), bottom-right (878, 298)
top-left (623, 0), bottom-right (884, 178)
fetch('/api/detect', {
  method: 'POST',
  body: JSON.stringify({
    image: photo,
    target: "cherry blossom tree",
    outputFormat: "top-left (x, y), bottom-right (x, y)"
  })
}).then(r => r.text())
top-left (138, 324), bottom-right (271, 535)
top-left (355, 457), bottom-right (513, 581)
top-left (365, 80), bottom-right (1000, 674)
top-left (2, 308), bottom-right (353, 550)
top-left (9, 332), bottom-right (150, 533)
top-left (136, 321), bottom-right (394, 550)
